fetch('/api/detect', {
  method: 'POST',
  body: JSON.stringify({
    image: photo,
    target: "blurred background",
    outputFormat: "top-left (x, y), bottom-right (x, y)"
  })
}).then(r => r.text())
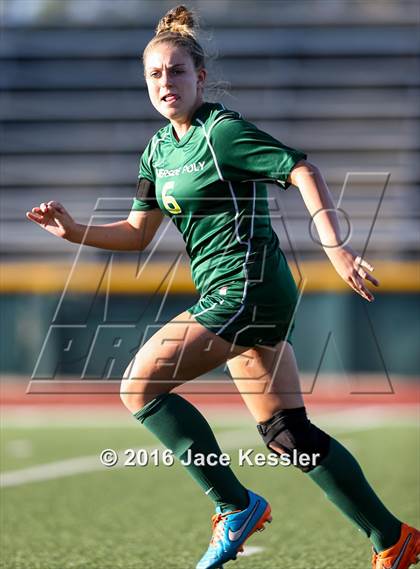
top-left (0, 0), bottom-right (419, 381)
top-left (1, 3), bottom-right (419, 568)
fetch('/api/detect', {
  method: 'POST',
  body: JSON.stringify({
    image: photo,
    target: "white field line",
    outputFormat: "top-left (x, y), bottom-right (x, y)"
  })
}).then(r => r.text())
top-left (241, 545), bottom-right (265, 557)
top-left (0, 429), bottom-right (258, 488)
top-left (1, 408), bottom-right (418, 489)
top-left (313, 405), bottom-right (419, 431)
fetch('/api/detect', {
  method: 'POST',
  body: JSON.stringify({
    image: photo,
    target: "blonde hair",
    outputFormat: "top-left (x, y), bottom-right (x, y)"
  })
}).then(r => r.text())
top-left (143, 5), bottom-right (206, 71)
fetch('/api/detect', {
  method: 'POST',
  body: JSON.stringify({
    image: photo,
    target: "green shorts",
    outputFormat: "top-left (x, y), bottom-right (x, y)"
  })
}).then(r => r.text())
top-left (187, 248), bottom-right (298, 348)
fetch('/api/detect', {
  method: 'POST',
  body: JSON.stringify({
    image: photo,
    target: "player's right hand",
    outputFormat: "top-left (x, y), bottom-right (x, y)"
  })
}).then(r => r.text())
top-left (25, 201), bottom-right (76, 240)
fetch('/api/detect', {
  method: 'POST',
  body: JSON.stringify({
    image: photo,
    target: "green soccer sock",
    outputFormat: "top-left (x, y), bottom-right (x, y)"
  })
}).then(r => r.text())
top-left (133, 393), bottom-right (249, 513)
top-left (308, 437), bottom-right (401, 552)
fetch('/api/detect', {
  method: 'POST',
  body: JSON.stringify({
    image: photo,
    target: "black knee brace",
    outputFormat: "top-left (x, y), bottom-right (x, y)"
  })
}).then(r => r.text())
top-left (257, 407), bottom-right (330, 472)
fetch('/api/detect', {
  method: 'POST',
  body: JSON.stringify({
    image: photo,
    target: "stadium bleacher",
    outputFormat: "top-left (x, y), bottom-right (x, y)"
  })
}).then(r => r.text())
top-left (1, 0), bottom-right (419, 258)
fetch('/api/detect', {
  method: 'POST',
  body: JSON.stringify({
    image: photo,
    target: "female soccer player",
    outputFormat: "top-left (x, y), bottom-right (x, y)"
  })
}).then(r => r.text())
top-left (26, 5), bottom-right (419, 569)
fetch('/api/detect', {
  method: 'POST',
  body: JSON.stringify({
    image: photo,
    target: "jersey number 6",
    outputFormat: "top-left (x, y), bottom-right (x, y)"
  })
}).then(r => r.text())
top-left (162, 181), bottom-right (182, 214)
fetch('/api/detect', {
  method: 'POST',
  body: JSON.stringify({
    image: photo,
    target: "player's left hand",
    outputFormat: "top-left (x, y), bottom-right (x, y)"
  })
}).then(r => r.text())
top-left (325, 244), bottom-right (379, 302)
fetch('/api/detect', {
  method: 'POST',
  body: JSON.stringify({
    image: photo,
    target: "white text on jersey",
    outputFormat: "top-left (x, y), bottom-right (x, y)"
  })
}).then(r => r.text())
top-left (156, 161), bottom-right (206, 178)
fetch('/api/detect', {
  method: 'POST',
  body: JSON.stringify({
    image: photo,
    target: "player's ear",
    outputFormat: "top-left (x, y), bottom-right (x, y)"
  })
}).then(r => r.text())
top-left (197, 67), bottom-right (207, 87)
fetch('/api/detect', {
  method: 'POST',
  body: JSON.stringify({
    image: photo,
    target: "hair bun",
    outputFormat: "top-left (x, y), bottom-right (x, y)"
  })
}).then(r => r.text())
top-left (155, 5), bottom-right (197, 38)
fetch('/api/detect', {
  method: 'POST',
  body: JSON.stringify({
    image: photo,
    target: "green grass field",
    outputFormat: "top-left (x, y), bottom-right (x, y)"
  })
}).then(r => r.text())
top-left (1, 410), bottom-right (418, 569)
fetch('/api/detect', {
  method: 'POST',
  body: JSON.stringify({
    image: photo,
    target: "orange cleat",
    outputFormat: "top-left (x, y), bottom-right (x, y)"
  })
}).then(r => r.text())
top-left (372, 523), bottom-right (420, 569)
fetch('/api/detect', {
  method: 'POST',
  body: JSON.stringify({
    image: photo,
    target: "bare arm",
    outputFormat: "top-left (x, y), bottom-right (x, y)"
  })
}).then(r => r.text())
top-left (26, 201), bottom-right (163, 252)
top-left (289, 160), bottom-right (379, 301)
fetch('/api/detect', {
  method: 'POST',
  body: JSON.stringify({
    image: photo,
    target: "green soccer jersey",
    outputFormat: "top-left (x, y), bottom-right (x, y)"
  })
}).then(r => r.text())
top-left (132, 102), bottom-right (306, 297)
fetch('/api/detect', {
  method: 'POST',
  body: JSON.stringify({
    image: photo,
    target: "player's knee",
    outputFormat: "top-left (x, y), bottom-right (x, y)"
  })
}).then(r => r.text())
top-left (119, 358), bottom-right (149, 411)
top-left (120, 379), bottom-right (144, 412)
top-left (119, 371), bottom-right (155, 412)
top-left (257, 407), bottom-right (330, 472)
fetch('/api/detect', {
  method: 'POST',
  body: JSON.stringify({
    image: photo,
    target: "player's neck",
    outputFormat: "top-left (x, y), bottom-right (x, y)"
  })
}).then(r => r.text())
top-left (170, 99), bottom-right (205, 141)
